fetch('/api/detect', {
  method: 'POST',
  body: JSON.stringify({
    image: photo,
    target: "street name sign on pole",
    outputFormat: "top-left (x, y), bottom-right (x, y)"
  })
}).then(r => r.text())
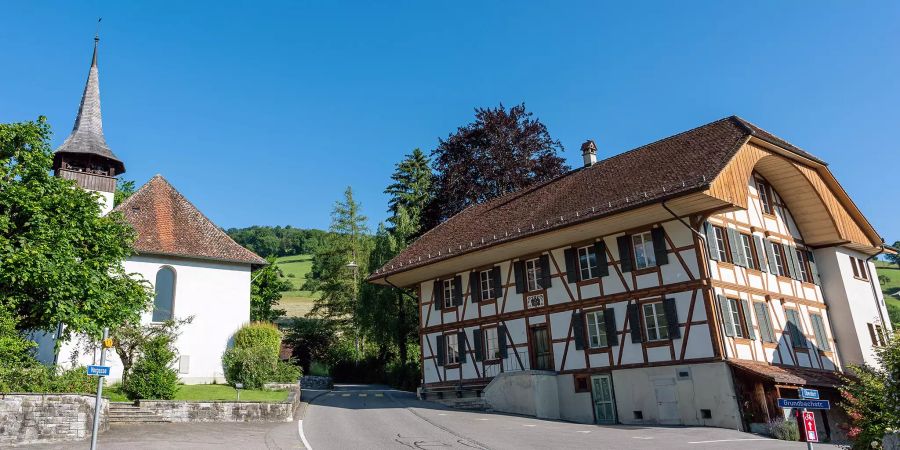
top-left (90, 328), bottom-right (109, 450)
top-left (777, 398), bottom-right (830, 410)
top-left (800, 388), bottom-right (819, 400)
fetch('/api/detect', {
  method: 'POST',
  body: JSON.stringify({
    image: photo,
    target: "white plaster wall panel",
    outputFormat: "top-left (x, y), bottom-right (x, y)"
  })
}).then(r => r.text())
top-left (764, 347), bottom-right (779, 364)
top-left (505, 318), bottom-right (528, 346)
top-left (777, 279), bottom-right (793, 294)
top-left (480, 302), bottom-right (496, 317)
top-left (619, 337), bottom-right (644, 365)
top-left (646, 346), bottom-right (671, 363)
top-left (565, 345), bottom-right (587, 370)
top-left (748, 272), bottom-right (764, 290)
top-left (505, 293), bottom-right (524, 313)
top-left (682, 326), bottom-right (713, 360)
top-left (552, 342), bottom-right (567, 369)
top-left (735, 344), bottom-right (753, 360)
top-left (691, 297), bottom-right (708, 322)
top-left (660, 256), bottom-right (691, 284)
top-left (549, 312), bottom-right (570, 340)
top-left (674, 291), bottom-right (693, 322)
top-left (579, 283), bottom-right (600, 299)
top-left (123, 256), bottom-right (250, 384)
top-left (636, 273), bottom-right (658, 290)
top-left (604, 272), bottom-right (626, 295)
top-left (588, 352), bottom-right (610, 368)
top-left (444, 367), bottom-right (459, 382)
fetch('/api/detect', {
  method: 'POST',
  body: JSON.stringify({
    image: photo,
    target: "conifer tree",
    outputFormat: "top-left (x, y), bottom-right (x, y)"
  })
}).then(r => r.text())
top-left (384, 148), bottom-right (432, 236)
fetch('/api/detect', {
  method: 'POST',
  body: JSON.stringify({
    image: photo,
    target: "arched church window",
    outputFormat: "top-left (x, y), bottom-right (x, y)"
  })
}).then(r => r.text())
top-left (152, 267), bottom-right (176, 322)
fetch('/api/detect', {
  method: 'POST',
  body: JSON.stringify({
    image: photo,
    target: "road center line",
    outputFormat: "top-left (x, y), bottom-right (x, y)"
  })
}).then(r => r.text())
top-left (687, 438), bottom-right (771, 444)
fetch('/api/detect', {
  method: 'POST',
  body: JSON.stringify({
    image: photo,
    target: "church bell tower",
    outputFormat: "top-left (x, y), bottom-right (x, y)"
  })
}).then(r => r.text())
top-left (53, 35), bottom-right (125, 215)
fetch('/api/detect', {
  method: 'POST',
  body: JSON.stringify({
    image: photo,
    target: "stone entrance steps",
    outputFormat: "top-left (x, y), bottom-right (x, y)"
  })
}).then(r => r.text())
top-left (108, 402), bottom-right (170, 424)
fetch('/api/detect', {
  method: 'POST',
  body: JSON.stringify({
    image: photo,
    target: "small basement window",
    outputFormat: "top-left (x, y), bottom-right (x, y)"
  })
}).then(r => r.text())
top-left (633, 411), bottom-right (643, 420)
top-left (677, 368), bottom-right (691, 380)
top-left (701, 409), bottom-right (712, 419)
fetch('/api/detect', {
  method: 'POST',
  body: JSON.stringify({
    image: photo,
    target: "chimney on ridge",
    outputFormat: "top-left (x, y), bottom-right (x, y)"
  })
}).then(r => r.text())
top-left (581, 140), bottom-right (597, 167)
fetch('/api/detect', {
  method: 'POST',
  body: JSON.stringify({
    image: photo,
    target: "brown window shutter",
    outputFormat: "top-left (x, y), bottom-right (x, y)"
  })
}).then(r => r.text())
top-left (564, 248), bottom-right (579, 283)
top-left (457, 331), bottom-right (467, 363)
top-left (492, 266), bottom-right (503, 298)
top-left (539, 254), bottom-right (552, 288)
top-left (571, 312), bottom-right (585, 350)
top-left (470, 271), bottom-right (481, 303)
top-left (513, 261), bottom-right (525, 293)
top-left (473, 329), bottom-right (484, 362)
top-left (807, 251), bottom-right (821, 285)
top-left (617, 235), bottom-right (634, 273)
top-left (741, 299), bottom-right (756, 340)
top-left (651, 227), bottom-right (669, 266)
top-left (435, 334), bottom-right (445, 366)
top-left (627, 303), bottom-right (642, 343)
top-left (453, 275), bottom-right (463, 305)
top-left (433, 280), bottom-right (443, 311)
top-left (604, 308), bottom-right (618, 346)
top-left (753, 235), bottom-right (768, 273)
top-left (498, 325), bottom-right (508, 358)
top-left (663, 298), bottom-right (680, 339)
top-left (594, 241), bottom-right (609, 277)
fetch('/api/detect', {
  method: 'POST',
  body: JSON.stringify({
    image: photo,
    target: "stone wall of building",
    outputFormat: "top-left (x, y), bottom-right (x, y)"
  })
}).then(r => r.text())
top-left (139, 384), bottom-right (299, 423)
top-left (0, 393), bottom-right (108, 445)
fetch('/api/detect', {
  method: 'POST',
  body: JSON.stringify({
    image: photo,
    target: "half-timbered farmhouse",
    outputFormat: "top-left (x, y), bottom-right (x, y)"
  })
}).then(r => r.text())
top-left (368, 116), bottom-right (894, 437)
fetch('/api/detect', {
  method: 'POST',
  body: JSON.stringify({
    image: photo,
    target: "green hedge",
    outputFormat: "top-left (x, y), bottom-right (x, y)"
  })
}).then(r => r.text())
top-left (233, 322), bottom-right (282, 359)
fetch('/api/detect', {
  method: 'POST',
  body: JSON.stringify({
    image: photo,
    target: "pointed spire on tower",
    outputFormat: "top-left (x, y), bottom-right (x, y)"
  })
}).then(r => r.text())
top-left (54, 30), bottom-right (125, 175)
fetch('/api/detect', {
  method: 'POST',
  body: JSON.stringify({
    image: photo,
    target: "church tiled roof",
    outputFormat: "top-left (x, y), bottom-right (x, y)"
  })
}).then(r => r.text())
top-left (370, 116), bottom-right (823, 281)
top-left (55, 37), bottom-right (126, 174)
top-left (114, 175), bottom-right (267, 265)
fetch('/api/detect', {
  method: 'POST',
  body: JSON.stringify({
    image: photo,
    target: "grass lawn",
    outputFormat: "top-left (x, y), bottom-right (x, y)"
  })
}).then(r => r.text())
top-left (105, 384), bottom-right (289, 402)
top-left (875, 261), bottom-right (900, 328)
top-left (275, 254), bottom-right (319, 318)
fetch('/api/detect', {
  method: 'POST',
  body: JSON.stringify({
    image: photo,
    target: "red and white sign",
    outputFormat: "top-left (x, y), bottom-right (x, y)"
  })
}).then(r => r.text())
top-left (803, 411), bottom-right (818, 442)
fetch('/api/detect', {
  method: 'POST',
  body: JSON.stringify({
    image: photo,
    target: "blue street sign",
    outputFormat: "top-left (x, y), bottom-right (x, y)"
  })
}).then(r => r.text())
top-left (777, 398), bottom-right (830, 410)
top-left (86, 365), bottom-right (111, 377)
top-left (799, 388), bottom-right (819, 399)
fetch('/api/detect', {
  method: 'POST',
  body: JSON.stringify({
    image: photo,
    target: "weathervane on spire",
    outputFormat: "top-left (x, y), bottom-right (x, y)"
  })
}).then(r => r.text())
top-left (95, 17), bottom-right (102, 41)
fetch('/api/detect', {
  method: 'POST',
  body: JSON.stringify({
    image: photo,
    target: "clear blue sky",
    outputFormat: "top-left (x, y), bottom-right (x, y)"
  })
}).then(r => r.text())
top-left (1, 1), bottom-right (898, 241)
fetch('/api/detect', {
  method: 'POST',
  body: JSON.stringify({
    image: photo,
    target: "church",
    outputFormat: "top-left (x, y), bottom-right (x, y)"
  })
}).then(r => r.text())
top-left (35, 36), bottom-right (266, 384)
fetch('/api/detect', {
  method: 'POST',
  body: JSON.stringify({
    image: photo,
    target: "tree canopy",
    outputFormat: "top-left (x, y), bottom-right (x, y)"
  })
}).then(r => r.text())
top-left (384, 148), bottom-right (431, 237)
top-left (227, 225), bottom-right (330, 258)
top-left (0, 118), bottom-right (151, 338)
top-left (424, 103), bottom-right (569, 229)
top-left (250, 257), bottom-right (291, 322)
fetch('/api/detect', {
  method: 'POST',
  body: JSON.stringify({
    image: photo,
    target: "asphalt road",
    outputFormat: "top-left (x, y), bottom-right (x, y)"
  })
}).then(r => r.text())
top-left (302, 385), bottom-right (840, 450)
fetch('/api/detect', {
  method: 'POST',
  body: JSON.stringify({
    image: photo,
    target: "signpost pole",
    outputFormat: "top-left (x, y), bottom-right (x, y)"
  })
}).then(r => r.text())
top-left (804, 407), bottom-right (813, 450)
top-left (90, 327), bottom-right (109, 450)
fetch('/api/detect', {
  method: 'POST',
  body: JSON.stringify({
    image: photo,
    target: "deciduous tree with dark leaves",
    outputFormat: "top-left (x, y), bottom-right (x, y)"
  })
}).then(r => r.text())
top-left (424, 103), bottom-right (569, 230)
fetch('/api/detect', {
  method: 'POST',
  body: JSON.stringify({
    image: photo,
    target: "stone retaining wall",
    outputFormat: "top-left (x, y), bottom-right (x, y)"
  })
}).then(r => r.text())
top-left (0, 393), bottom-right (108, 445)
top-left (299, 375), bottom-right (332, 390)
top-left (138, 384), bottom-right (300, 423)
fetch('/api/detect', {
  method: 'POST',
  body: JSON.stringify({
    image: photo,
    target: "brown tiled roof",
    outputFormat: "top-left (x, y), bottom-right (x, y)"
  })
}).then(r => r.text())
top-left (729, 359), bottom-right (845, 388)
top-left (114, 175), bottom-right (267, 265)
top-left (370, 116), bottom-right (822, 281)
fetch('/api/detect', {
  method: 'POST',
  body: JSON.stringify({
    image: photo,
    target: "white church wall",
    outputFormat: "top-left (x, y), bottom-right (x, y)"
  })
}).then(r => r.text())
top-left (34, 255), bottom-right (251, 385)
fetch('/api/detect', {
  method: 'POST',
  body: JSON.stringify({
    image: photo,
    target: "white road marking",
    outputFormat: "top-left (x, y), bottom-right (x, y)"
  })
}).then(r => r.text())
top-left (688, 438), bottom-right (771, 444)
top-left (326, 393), bottom-right (335, 397)
top-left (477, 418), bottom-right (490, 421)
top-left (359, 393), bottom-right (367, 397)
top-left (298, 420), bottom-right (313, 450)
top-left (576, 430), bottom-right (591, 433)
top-left (341, 393), bottom-right (351, 397)
top-left (632, 436), bottom-right (653, 439)
top-left (375, 393), bottom-right (384, 397)
top-left (437, 413), bottom-right (447, 416)
top-left (523, 424), bottom-right (537, 427)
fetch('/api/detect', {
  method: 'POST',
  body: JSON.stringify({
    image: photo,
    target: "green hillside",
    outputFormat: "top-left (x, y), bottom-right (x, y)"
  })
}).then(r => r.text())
top-left (876, 261), bottom-right (900, 328)
top-left (276, 254), bottom-right (319, 318)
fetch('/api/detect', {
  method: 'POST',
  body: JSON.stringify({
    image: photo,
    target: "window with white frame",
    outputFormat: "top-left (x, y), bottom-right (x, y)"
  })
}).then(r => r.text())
top-left (479, 270), bottom-right (495, 300)
top-left (727, 298), bottom-right (745, 338)
top-left (796, 249), bottom-right (811, 283)
top-left (712, 226), bottom-right (729, 262)
top-left (632, 232), bottom-right (657, 270)
top-left (525, 258), bottom-right (543, 291)
top-left (772, 244), bottom-right (787, 277)
top-left (443, 279), bottom-right (455, 308)
top-left (585, 310), bottom-right (608, 348)
top-left (445, 334), bottom-right (459, 365)
top-left (740, 234), bottom-right (757, 269)
top-left (757, 180), bottom-right (774, 215)
top-left (483, 327), bottom-right (500, 360)
top-left (642, 302), bottom-right (669, 341)
top-left (578, 246), bottom-right (598, 280)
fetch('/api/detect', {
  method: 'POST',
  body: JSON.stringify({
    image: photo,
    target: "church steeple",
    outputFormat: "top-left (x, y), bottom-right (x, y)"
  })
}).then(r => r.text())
top-left (54, 34), bottom-right (125, 215)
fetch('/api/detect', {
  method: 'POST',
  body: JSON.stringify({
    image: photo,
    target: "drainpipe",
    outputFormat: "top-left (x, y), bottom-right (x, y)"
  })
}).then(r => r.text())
top-left (865, 242), bottom-right (889, 333)
top-left (661, 201), bottom-right (728, 361)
